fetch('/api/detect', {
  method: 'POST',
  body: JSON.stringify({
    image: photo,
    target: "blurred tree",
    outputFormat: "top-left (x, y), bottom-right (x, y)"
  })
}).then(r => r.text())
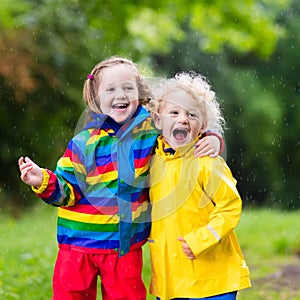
top-left (220, 1), bottom-right (300, 209)
top-left (127, 0), bottom-right (289, 58)
top-left (150, 0), bottom-right (299, 209)
top-left (0, 0), bottom-right (296, 212)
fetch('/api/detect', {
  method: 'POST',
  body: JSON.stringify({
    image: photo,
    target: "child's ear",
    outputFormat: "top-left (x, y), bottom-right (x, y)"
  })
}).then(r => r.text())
top-left (153, 112), bottom-right (162, 130)
top-left (200, 121), bottom-right (208, 134)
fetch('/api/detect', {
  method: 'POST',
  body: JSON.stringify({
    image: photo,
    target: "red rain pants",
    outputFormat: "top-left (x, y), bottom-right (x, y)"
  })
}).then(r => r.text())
top-left (52, 247), bottom-right (146, 300)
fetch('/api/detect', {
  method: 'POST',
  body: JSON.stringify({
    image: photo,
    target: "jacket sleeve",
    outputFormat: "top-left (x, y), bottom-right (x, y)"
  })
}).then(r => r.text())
top-left (203, 130), bottom-right (225, 155)
top-left (184, 157), bottom-right (242, 256)
top-left (32, 138), bottom-right (86, 207)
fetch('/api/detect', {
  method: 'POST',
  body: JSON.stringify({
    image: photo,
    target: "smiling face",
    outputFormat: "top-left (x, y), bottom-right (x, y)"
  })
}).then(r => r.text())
top-left (97, 64), bottom-right (139, 124)
top-left (154, 88), bottom-right (207, 149)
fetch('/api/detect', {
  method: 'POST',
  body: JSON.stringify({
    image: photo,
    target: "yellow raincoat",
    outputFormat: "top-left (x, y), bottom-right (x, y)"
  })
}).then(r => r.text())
top-left (149, 136), bottom-right (251, 299)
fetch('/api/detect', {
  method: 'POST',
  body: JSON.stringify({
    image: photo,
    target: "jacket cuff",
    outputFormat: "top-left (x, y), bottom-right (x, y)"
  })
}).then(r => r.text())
top-left (31, 168), bottom-right (50, 194)
top-left (204, 131), bottom-right (225, 155)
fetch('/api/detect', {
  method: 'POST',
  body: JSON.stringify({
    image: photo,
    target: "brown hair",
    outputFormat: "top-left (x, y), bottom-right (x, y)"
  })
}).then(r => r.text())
top-left (83, 56), bottom-right (152, 114)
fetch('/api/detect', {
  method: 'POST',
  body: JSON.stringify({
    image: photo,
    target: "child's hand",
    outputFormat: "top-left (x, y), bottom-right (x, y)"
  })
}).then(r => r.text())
top-left (177, 237), bottom-right (195, 260)
top-left (194, 136), bottom-right (220, 158)
top-left (18, 157), bottom-right (43, 187)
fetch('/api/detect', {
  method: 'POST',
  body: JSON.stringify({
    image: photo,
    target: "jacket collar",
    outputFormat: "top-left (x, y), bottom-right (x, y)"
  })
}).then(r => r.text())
top-left (84, 105), bottom-right (150, 137)
top-left (155, 135), bottom-right (201, 159)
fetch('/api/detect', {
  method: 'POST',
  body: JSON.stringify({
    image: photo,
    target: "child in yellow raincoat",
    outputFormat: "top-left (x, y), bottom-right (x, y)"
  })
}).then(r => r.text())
top-left (148, 73), bottom-right (251, 300)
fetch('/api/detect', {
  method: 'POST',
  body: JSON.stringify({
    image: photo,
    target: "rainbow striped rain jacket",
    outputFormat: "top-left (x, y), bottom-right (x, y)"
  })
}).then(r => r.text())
top-left (34, 106), bottom-right (158, 256)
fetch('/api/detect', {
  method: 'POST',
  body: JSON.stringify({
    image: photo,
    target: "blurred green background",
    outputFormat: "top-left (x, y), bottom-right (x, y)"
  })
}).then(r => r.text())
top-left (0, 0), bottom-right (299, 213)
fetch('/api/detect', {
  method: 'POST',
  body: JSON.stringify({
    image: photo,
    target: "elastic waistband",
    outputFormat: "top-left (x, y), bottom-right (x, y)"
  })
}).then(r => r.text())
top-left (58, 240), bottom-right (146, 255)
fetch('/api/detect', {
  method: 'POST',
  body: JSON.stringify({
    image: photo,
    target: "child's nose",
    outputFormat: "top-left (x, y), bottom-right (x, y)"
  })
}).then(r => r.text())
top-left (115, 87), bottom-right (126, 99)
top-left (178, 113), bottom-right (188, 123)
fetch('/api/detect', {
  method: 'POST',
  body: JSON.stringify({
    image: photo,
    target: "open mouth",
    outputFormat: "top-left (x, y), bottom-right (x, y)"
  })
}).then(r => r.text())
top-left (173, 128), bottom-right (188, 140)
top-left (112, 103), bottom-right (129, 110)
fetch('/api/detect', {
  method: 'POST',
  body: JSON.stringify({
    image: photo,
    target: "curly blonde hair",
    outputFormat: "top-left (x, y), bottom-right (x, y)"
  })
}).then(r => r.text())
top-left (148, 72), bottom-right (225, 133)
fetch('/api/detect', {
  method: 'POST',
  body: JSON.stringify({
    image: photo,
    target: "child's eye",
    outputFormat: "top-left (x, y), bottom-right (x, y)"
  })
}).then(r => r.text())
top-left (105, 87), bottom-right (115, 92)
top-left (170, 111), bottom-right (179, 115)
top-left (189, 113), bottom-right (196, 118)
top-left (124, 85), bottom-right (134, 91)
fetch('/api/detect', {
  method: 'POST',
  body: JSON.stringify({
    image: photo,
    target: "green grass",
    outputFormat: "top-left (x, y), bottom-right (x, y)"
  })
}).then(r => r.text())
top-left (0, 204), bottom-right (300, 299)
top-left (235, 208), bottom-right (300, 300)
